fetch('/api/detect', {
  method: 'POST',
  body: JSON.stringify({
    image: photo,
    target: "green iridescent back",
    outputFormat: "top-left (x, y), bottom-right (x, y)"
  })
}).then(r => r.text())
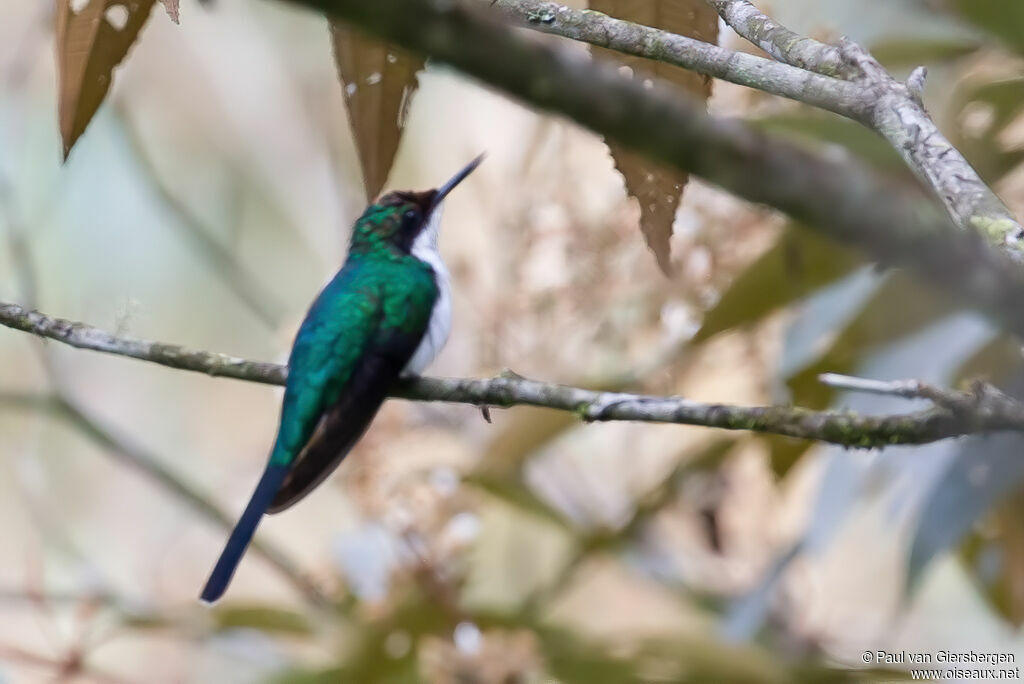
top-left (270, 194), bottom-right (440, 467)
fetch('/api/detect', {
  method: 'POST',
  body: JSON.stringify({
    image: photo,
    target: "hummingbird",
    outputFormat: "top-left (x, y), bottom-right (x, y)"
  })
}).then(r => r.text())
top-left (200, 155), bottom-right (484, 603)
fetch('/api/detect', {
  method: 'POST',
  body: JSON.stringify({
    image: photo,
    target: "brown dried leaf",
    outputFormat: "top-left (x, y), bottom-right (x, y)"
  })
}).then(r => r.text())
top-left (56, 0), bottom-right (156, 160)
top-left (589, 0), bottom-right (718, 275)
top-left (159, 0), bottom-right (179, 23)
top-left (329, 23), bottom-right (425, 201)
top-left (992, 497), bottom-right (1024, 626)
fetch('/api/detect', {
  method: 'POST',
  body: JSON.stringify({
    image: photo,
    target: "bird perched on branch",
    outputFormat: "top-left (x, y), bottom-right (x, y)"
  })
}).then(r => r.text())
top-left (201, 155), bottom-right (484, 603)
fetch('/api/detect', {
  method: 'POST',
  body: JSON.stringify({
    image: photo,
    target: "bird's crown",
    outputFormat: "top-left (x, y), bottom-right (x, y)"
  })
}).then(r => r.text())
top-left (350, 190), bottom-right (437, 254)
top-left (348, 155), bottom-right (484, 256)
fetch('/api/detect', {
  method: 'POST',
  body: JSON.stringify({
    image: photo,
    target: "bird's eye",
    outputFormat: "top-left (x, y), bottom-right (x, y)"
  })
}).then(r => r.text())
top-left (402, 209), bottom-right (419, 228)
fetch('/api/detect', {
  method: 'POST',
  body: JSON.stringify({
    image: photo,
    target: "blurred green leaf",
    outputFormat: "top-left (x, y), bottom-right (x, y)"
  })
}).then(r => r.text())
top-left (952, 77), bottom-right (1024, 183)
top-left (869, 36), bottom-right (981, 69)
top-left (119, 611), bottom-right (177, 629)
top-left (480, 376), bottom-right (632, 480)
top-left (954, 333), bottom-right (1024, 387)
top-left (734, 107), bottom-right (980, 476)
top-left (783, 270), bottom-right (961, 407)
top-left (537, 625), bottom-right (650, 684)
top-left (630, 635), bottom-right (888, 683)
top-left (279, 589), bottom-right (447, 683)
top-left (951, 0), bottom-right (1024, 55)
top-left (278, 660), bottom-right (418, 684)
top-left (480, 406), bottom-right (580, 480)
top-left (762, 435), bottom-right (817, 479)
top-left (773, 270), bottom-right (967, 486)
top-left (212, 604), bottom-right (314, 636)
top-left (765, 268), bottom-right (888, 477)
top-left (960, 491), bottom-right (1024, 627)
top-left (695, 107), bottom-right (940, 347)
top-left (694, 225), bottom-right (862, 344)
top-left (753, 112), bottom-right (912, 173)
top-left (777, 266), bottom-right (883, 385)
top-left (908, 429), bottom-right (1024, 593)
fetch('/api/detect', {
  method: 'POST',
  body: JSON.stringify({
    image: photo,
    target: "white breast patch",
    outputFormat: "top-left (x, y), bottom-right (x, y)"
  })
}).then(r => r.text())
top-left (402, 207), bottom-right (452, 377)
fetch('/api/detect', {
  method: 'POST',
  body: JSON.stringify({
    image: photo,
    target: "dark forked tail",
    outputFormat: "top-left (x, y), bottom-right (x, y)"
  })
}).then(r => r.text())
top-left (200, 462), bottom-right (289, 604)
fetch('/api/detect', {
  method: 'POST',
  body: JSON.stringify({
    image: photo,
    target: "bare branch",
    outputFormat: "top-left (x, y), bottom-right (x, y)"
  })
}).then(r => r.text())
top-left (704, 0), bottom-right (848, 76)
top-left (489, 0), bottom-right (1022, 256)
top-left (821, 372), bottom-right (1024, 424)
top-left (3, 302), bottom-right (1024, 448)
top-left (0, 303), bottom-right (287, 385)
top-left (488, 0), bottom-right (863, 117)
top-left (707, 0), bottom-right (1023, 252)
top-left (819, 373), bottom-right (933, 400)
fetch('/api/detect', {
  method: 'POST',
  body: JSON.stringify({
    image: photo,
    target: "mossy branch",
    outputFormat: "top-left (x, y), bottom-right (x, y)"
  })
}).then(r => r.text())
top-left (3, 302), bottom-right (1023, 449)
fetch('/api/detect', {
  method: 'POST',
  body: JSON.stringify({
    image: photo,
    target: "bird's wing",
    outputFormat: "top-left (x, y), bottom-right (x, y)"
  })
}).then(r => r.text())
top-left (267, 268), bottom-right (437, 513)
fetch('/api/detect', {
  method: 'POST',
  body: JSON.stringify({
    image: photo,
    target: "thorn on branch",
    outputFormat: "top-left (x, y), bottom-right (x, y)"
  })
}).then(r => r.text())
top-left (906, 66), bottom-right (927, 106)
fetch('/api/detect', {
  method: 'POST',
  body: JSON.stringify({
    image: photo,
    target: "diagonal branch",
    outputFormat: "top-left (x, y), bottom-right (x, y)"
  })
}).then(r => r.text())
top-left (704, 0), bottom-right (1022, 250)
top-left (0, 389), bottom-right (328, 606)
top-left (51, 395), bottom-right (330, 606)
top-left (3, 302), bottom-right (1024, 448)
top-left (704, 0), bottom-right (847, 76)
top-left (114, 106), bottom-right (289, 329)
top-left (275, 0), bottom-right (1024, 341)
top-left (490, 0), bottom-right (1021, 254)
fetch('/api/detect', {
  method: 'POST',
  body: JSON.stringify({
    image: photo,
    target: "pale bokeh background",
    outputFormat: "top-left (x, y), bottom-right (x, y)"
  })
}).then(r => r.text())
top-left (0, 0), bottom-right (1022, 682)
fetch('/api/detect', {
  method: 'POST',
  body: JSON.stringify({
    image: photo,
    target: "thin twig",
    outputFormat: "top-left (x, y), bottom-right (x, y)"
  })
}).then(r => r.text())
top-left (818, 373), bottom-right (933, 400)
top-left (0, 179), bottom-right (38, 306)
top-left (704, 0), bottom-right (847, 76)
top-left (1, 389), bottom-right (328, 606)
top-left (820, 372), bottom-right (1024, 423)
top-left (114, 106), bottom-right (289, 329)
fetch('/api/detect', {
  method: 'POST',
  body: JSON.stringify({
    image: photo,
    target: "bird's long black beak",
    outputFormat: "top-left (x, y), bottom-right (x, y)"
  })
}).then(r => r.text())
top-left (430, 154), bottom-right (484, 211)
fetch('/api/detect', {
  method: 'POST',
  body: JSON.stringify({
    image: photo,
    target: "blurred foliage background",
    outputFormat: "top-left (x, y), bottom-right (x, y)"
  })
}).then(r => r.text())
top-left (1, 0), bottom-right (1024, 681)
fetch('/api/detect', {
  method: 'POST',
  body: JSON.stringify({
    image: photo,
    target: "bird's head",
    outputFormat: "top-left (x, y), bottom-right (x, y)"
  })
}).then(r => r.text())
top-left (350, 155), bottom-right (483, 257)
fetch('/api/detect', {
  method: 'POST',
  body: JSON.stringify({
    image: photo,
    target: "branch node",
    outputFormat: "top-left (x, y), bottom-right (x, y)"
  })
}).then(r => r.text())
top-left (836, 37), bottom-right (885, 83)
top-left (906, 65), bottom-right (927, 105)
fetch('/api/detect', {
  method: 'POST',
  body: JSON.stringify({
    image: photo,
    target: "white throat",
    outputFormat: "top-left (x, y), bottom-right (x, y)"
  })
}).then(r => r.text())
top-left (410, 204), bottom-right (442, 264)
top-left (402, 205), bottom-right (452, 377)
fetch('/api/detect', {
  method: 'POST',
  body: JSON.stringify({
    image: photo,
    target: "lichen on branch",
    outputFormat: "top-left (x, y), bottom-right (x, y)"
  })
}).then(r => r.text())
top-left (3, 302), bottom-right (1023, 449)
